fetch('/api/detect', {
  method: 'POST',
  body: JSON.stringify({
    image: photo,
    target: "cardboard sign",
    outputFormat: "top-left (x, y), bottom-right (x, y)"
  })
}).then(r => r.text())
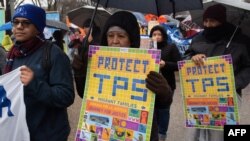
top-left (75, 46), bottom-right (161, 141)
top-left (178, 55), bottom-right (239, 130)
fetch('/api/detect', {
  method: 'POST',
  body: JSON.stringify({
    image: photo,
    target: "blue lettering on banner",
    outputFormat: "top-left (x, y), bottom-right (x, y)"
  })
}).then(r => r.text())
top-left (113, 76), bottom-right (128, 96)
top-left (94, 74), bottom-right (111, 94)
top-left (134, 60), bottom-right (140, 73)
top-left (0, 85), bottom-right (14, 117)
top-left (105, 57), bottom-right (111, 69)
top-left (126, 59), bottom-right (132, 72)
top-left (111, 58), bottom-right (117, 70)
top-left (202, 78), bottom-right (214, 92)
top-left (186, 63), bottom-right (225, 75)
top-left (131, 79), bottom-right (147, 102)
top-left (94, 74), bottom-right (148, 102)
top-left (217, 77), bottom-right (229, 92)
top-left (97, 56), bottom-right (149, 74)
top-left (119, 58), bottom-right (125, 71)
top-left (186, 79), bottom-right (199, 92)
top-left (142, 60), bottom-right (149, 73)
top-left (186, 77), bottom-right (229, 93)
top-left (98, 56), bottom-right (104, 68)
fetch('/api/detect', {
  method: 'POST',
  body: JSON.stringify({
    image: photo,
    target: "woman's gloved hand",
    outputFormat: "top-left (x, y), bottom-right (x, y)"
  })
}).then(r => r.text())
top-left (146, 71), bottom-right (173, 106)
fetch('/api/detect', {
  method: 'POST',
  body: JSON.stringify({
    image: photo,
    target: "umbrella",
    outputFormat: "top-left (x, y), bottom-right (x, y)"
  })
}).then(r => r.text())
top-left (0, 20), bottom-right (69, 31)
top-left (92, 0), bottom-right (203, 16)
top-left (46, 19), bottom-right (69, 31)
top-left (0, 22), bottom-right (12, 31)
top-left (67, 5), bottom-right (111, 29)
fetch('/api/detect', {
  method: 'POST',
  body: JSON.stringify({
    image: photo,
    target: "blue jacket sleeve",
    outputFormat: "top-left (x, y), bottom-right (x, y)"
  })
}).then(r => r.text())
top-left (25, 46), bottom-right (75, 108)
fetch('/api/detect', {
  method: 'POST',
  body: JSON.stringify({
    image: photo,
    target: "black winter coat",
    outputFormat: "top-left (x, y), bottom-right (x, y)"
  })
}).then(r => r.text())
top-left (185, 23), bottom-right (250, 95)
top-left (159, 43), bottom-right (181, 91)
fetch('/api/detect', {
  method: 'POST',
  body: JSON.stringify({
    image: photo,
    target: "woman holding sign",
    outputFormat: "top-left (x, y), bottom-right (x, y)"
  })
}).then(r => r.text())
top-left (78, 11), bottom-right (173, 141)
top-left (149, 25), bottom-right (181, 141)
top-left (184, 4), bottom-right (250, 141)
top-left (100, 11), bottom-right (173, 141)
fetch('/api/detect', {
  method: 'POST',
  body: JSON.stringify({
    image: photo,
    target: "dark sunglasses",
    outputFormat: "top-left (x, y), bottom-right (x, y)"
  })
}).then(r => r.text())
top-left (11, 20), bottom-right (32, 27)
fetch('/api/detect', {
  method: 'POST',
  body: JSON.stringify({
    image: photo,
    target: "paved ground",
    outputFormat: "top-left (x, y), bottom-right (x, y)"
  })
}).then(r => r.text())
top-left (67, 74), bottom-right (250, 141)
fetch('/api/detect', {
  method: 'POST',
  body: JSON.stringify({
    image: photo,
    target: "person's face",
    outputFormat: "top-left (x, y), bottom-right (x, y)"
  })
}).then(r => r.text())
top-left (151, 30), bottom-right (163, 42)
top-left (203, 18), bottom-right (222, 28)
top-left (107, 28), bottom-right (131, 47)
top-left (12, 18), bottom-right (39, 42)
top-left (74, 31), bottom-right (81, 38)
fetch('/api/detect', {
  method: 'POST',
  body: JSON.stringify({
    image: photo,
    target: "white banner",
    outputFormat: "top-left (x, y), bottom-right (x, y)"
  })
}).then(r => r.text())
top-left (0, 67), bottom-right (30, 141)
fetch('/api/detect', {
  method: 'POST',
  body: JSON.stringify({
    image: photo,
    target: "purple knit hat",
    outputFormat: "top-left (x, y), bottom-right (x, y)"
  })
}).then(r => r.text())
top-left (203, 4), bottom-right (227, 24)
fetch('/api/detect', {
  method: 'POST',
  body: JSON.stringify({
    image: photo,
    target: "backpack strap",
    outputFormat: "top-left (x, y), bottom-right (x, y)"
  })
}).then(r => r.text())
top-left (42, 41), bottom-right (53, 72)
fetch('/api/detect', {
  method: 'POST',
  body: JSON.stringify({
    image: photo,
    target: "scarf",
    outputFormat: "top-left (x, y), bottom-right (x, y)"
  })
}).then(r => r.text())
top-left (203, 22), bottom-right (235, 42)
top-left (4, 37), bottom-right (44, 73)
top-left (157, 41), bottom-right (167, 50)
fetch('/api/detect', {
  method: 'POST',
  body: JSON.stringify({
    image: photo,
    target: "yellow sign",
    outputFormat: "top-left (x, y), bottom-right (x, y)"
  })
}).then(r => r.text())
top-left (178, 55), bottom-right (239, 130)
top-left (76, 46), bottom-right (161, 141)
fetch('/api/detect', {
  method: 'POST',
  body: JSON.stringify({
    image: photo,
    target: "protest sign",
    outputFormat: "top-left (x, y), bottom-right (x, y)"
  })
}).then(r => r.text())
top-left (0, 67), bottom-right (30, 141)
top-left (75, 46), bottom-right (161, 141)
top-left (178, 55), bottom-right (239, 130)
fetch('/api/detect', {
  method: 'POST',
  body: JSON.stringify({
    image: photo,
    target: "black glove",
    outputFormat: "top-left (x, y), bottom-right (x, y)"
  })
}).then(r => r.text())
top-left (146, 71), bottom-right (173, 107)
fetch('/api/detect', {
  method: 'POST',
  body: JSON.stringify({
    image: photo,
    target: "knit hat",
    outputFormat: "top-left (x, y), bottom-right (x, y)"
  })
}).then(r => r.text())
top-left (13, 4), bottom-right (46, 33)
top-left (203, 4), bottom-right (227, 24)
top-left (101, 11), bottom-right (140, 48)
top-left (149, 25), bottom-right (168, 42)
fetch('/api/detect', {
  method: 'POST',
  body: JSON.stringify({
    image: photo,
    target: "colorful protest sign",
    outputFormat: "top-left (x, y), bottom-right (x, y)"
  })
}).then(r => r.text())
top-left (75, 46), bottom-right (161, 141)
top-left (178, 55), bottom-right (239, 130)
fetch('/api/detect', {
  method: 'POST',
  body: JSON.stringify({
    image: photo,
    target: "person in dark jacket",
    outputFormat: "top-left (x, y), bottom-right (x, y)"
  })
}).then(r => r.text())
top-left (100, 11), bottom-right (173, 141)
top-left (4, 4), bottom-right (74, 141)
top-left (52, 30), bottom-right (65, 51)
top-left (73, 19), bottom-right (101, 97)
top-left (149, 25), bottom-right (181, 140)
top-left (184, 4), bottom-right (250, 141)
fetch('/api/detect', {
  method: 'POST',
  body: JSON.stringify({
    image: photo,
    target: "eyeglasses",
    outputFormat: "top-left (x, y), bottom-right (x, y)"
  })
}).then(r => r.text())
top-left (11, 20), bottom-right (32, 27)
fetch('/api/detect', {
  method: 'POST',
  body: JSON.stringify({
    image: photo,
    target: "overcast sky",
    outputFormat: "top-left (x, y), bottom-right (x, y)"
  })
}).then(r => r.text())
top-left (16, 0), bottom-right (47, 7)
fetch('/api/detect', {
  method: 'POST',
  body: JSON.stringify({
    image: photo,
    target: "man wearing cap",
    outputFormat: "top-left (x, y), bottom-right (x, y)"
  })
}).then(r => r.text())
top-left (4, 4), bottom-right (74, 141)
top-left (184, 4), bottom-right (250, 141)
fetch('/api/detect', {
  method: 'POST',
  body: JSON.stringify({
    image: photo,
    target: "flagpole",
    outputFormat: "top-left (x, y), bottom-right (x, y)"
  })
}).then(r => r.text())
top-left (82, 0), bottom-right (100, 51)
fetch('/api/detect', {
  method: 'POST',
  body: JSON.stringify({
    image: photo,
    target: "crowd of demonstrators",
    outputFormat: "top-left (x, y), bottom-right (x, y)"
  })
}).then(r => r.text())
top-left (1, 3), bottom-right (250, 141)
top-left (3, 4), bottom-right (74, 141)
top-left (184, 4), bottom-right (250, 141)
top-left (72, 18), bottom-right (101, 98)
top-left (149, 25), bottom-right (181, 140)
